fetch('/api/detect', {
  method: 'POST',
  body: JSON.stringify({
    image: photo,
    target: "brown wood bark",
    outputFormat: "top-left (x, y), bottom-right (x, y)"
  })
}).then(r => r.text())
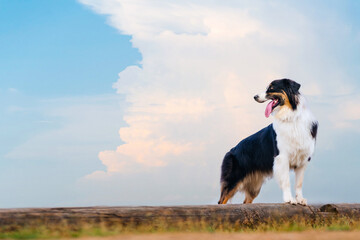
top-left (0, 204), bottom-right (359, 228)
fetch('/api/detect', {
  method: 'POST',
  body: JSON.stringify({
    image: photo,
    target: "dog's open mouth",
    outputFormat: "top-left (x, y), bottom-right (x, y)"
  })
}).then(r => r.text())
top-left (265, 97), bottom-right (280, 118)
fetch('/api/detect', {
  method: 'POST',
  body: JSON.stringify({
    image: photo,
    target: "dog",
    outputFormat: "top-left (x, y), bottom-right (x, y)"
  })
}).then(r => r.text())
top-left (218, 79), bottom-right (318, 205)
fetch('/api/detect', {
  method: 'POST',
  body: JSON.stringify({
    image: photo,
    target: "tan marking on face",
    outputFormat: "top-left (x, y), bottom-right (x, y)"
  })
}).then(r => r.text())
top-left (267, 91), bottom-right (291, 110)
top-left (281, 90), bottom-right (292, 109)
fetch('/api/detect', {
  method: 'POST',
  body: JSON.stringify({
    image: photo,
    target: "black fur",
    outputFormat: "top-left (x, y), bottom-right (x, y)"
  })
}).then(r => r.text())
top-left (266, 79), bottom-right (301, 110)
top-left (219, 124), bottom-right (279, 202)
top-left (311, 121), bottom-right (318, 139)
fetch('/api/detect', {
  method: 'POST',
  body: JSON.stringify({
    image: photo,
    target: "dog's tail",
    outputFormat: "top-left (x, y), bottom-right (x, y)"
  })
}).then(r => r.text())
top-left (218, 152), bottom-right (244, 204)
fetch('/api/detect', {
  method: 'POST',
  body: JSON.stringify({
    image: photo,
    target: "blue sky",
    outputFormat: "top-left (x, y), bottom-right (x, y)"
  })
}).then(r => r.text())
top-left (0, 0), bottom-right (140, 96)
top-left (0, 0), bottom-right (140, 207)
top-left (1, 0), bottom-right (360, 207)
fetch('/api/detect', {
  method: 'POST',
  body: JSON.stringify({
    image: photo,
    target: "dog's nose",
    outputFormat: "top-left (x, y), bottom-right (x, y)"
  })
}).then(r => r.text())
top-left (254, 95), bottom-right (259, 101)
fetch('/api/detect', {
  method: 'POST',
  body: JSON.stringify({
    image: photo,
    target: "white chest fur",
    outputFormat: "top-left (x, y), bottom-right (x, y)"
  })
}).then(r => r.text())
top-left (272, 97), bottom-right (317, 168)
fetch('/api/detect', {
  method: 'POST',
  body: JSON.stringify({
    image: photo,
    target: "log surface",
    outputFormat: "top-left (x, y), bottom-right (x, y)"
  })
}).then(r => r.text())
top-left (0, 203), bottom-right (359, 227)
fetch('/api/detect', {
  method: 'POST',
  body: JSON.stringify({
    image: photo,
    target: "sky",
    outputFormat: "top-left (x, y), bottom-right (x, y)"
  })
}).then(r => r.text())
top-left (0, 0), bottom-right (360, 208)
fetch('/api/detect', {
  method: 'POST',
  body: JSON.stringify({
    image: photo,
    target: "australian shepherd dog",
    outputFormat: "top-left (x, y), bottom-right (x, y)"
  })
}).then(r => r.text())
top-left (218, 79), bottom-right (318, 205)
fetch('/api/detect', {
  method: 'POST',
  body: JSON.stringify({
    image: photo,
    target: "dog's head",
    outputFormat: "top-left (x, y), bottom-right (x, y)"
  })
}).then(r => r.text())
top-left (254, 79), bottom-right (301, 118)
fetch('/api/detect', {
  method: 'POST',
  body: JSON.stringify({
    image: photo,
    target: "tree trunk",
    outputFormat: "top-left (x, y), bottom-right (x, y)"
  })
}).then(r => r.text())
top-left (0, 204), bottom-right (359, 229)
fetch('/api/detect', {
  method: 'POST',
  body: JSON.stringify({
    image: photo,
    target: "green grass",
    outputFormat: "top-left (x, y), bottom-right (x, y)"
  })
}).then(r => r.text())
top-left (0, 216), bottom-right (359, 239)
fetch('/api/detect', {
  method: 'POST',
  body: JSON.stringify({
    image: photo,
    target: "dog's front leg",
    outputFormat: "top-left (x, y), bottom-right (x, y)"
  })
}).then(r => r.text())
top-left (274, 155), bottom-right (296, 204)
top-left (295, 164), bottom-right (307, 205)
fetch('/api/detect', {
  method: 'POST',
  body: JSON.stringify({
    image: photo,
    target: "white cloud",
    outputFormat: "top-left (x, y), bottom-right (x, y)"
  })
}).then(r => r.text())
top-left (5, 94), bottom-right (125, 164)
top-left (78, 0), bottom-right (360, 204)
top-left (7, 105), bottom-right (24, 112)
top-left (331, 94), bottom-right (360, 131)
top-left (7, 88), bottom-right (19, 93)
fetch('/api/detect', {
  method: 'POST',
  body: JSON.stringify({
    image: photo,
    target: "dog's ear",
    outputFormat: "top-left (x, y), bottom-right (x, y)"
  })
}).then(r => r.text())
top-left (285, 79), bottom-right (301, 93)
top-left (291, 81), bottom-right (301, 93)
top-left (282, 79), bottom-right (300, 110)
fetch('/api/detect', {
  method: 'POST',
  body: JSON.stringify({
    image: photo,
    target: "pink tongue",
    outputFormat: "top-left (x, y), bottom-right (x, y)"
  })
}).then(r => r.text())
top-left (265, 100), bottom-right (275, 118)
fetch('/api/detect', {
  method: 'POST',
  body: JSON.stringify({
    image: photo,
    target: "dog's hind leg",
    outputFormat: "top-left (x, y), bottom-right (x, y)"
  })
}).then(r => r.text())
top-left (243, 187), bottom-right (261, 204)
top-left (218, 182), bottom-right (239, 204)
top-left (218, 152), bottom-right (244, 204)
top-left (242, 172), bottom-right (265, 204)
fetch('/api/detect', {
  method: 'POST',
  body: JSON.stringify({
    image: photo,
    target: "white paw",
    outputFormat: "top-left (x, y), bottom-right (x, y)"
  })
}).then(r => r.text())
top-left (296, 197), bottom-right (307, 206)
top-left (284, 197), bottom-right (297, 205)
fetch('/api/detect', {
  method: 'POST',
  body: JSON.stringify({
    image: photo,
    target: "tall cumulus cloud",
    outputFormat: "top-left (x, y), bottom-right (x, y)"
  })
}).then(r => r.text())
top-left (77, 0), bottom-right (360, 205)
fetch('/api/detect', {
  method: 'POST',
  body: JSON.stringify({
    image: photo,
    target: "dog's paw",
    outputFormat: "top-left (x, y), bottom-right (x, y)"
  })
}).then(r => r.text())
top-left (296, 197), bottom-right (307, 206)
top-left (284, 197), bottom-right (297, 205)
